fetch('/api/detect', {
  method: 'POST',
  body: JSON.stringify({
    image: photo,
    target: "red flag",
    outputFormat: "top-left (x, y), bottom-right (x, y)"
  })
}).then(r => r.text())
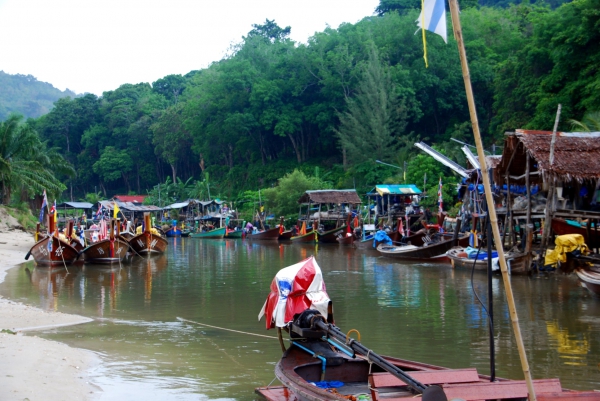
top-left (258, 256), bottom-right (330, 329)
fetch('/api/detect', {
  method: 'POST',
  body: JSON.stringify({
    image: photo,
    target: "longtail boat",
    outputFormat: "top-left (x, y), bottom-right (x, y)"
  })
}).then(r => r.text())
top-left (246, 226), bottom-right (280, 241)
top-left (318, 225), bottom-right (347, 243)
top-left (552, 218), bottom-right (600, 249)
top-left (165, 225), bottom-right (182, 237)
top-left (256, 257), bottom-right (600, 401)
top-left (189, 226), bottom-right (226, 239)
top-left (290, 230), bottom-right (318, 243)
top-left (81, 219), bottom-right (130, 264)
top-left (129, 213), bottom-right (168, 255)
top-left (378, 233), bottom-right (470, 261)
top-left (26, 213), bottom-right (79, 266)
top-left (575, 267), bottom-right (600, 296)
top-left (447, 246), bottom-right (532, 275)
top-left (225, 228), bottom-right (243, 239)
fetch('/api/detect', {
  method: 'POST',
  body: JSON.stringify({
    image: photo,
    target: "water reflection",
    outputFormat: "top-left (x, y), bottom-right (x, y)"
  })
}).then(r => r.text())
top-left (1, 238), bottom-right (600, 399)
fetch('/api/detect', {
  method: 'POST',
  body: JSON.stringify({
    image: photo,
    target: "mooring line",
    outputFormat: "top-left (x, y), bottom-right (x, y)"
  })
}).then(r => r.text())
top-left (176, 317), bottom-right (278, 340)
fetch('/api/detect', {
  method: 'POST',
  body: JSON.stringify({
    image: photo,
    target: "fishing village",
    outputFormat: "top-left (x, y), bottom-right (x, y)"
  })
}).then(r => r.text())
top-left (1, 0), bottom-right (600, 400)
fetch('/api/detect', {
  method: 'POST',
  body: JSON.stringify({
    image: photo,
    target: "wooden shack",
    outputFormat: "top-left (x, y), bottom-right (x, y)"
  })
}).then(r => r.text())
top-left (495, 129), bottom-right (600, 250)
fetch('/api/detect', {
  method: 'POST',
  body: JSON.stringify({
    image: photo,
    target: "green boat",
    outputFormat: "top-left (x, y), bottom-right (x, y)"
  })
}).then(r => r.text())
top-left (189, 227), bottom-right (226, 239)
top-left (225, 229), bottom-right (243, 239)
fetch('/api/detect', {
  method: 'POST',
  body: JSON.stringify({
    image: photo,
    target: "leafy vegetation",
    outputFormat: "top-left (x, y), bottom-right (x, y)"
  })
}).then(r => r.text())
top-left (0, 0), bottom-right (596, 217)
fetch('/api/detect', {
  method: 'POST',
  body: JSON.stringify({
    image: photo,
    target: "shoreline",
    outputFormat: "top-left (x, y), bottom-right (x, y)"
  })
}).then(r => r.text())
top-left (0, 228), bottom-right (102, 401)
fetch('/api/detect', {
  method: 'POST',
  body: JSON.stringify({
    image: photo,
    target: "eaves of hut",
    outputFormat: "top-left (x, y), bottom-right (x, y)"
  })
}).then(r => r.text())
top-left (297, 190), bottom-right (362, 205)
top-left (495, 129), bottom-right (600, 185)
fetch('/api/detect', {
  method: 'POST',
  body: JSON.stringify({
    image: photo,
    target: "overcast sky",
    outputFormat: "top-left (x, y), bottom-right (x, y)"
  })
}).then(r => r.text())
top-left (0, 0), bottom-right (379, 95)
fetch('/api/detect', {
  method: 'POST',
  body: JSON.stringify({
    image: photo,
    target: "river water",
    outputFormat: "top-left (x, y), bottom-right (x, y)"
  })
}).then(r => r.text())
top-left (2, 238), bottom-right (600, 400)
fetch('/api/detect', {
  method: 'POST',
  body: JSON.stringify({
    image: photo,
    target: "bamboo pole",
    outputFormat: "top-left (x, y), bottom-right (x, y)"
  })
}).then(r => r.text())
top-left (448, 0), bottom-right (537, 399)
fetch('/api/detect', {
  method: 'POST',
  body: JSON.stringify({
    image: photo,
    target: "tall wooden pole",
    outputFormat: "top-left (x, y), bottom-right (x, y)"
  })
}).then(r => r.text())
top-left (448, 0), bottom-right (537, 399)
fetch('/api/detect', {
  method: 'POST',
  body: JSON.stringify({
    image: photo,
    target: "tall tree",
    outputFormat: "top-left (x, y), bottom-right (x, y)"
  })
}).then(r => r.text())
top-left (335, 44), bottom-right (407, 165)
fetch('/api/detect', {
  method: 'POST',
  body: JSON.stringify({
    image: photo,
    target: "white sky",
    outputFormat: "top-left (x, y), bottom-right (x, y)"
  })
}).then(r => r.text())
top-left (0, 0), bottom-right (379, 95)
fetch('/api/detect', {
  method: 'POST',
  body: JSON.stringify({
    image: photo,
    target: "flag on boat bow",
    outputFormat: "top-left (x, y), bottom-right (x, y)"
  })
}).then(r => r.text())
top-left (113, 203), bottom-right (120, 219)
top-left (39, 190), bottom-right (48, 223)
top-left (258, 256), bottom-right (330, 329)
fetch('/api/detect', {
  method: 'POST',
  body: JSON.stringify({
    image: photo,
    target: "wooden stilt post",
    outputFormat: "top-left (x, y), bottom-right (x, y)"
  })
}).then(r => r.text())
top-left (448, 0), bottom-right (537, 398)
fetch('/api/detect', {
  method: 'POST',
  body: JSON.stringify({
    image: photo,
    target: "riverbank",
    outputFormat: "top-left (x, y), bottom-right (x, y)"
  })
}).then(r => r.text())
top-left (0, 221), bottom-right (101, 400)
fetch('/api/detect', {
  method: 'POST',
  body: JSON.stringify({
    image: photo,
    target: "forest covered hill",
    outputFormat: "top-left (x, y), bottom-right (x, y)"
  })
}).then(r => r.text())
top-left (0, 71), bottom-right (78, 120)
top-left (0, 0), bottom-right (597, 217)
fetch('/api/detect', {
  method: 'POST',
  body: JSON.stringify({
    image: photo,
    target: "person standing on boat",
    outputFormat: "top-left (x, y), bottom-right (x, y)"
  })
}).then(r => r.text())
top-left (246, 221), bottom-right (255, 235)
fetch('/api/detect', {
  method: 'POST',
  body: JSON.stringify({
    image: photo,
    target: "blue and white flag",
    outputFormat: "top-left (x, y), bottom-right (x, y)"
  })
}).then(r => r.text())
top-left (39, 190), bottom-right (48, 223)
top-left (417, 0), bottom-right (447, 43)
top-left (416, 0), bottom-right (447, 67)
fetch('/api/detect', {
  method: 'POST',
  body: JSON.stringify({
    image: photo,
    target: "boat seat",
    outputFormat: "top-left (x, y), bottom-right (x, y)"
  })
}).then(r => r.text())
top-left (537, 391), bottom-right (600, 400)
top-left (369, 375), bottom-right (562, 401)
top-left (442, 378), bottom-right (563, 401)
top-left (369, 369), bottom-right (480, 400)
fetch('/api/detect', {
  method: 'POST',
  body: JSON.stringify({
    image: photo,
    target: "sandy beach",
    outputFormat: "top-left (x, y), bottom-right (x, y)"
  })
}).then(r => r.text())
top-left (0, 210), bottom-right (101, 400)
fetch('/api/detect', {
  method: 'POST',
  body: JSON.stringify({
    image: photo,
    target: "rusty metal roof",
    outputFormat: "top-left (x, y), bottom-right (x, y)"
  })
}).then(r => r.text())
top-left (297, 190), bottom-right (362, 204)
top-left (496, 130), bottom-right (600, 183)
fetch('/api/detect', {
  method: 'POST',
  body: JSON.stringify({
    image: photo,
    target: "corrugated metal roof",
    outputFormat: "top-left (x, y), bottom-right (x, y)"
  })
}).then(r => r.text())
top-left (112, 195), bottom-right (147, 203)
top-left (56, 202), bottom-right (94, 209)
top-left (298, 190), bottom-right (362, 204)
top-left (367, 185), bottom-right (422, 196)
top-left (99, 200), bottom-right (162, 212)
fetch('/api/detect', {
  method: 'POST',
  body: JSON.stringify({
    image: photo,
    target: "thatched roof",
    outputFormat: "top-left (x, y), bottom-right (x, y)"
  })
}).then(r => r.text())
top-left (496, 129), bottom-right (600, 184)
top-left (298, 190), bottom-right (362, 204)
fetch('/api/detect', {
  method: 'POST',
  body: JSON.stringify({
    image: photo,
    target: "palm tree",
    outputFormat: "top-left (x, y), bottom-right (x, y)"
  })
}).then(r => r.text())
top-left (569, 111), bottom-right (600, 132)
top-left (0, 114), bottom-right (73, 204)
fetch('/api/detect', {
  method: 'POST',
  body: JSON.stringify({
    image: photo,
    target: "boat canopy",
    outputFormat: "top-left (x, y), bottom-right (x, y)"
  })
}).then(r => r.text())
top-left (367, 184), bottom-right (422, 197)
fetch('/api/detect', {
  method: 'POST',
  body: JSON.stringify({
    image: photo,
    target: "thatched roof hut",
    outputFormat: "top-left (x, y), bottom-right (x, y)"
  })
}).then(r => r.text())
top-left (298, 190), bottom-right (362, 205)
top-left (495, 129), bottom-right (600, 184)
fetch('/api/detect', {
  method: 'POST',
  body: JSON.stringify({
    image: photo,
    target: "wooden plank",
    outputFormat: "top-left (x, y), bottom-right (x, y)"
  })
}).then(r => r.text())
top-left (255, 386), bottom-right (292, 401)
top-left (538, 391), bottom-right (600, 400)
top-left (370, 369), bottom-right (480, 388)
top-left (442, 378), bottom-right (563, 401)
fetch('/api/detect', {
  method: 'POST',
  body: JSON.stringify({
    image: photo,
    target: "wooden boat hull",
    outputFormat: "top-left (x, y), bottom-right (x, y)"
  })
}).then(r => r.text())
top-left (129, 232), bottom-right (168, 255)
top-left (552, 218), bottom-right (600, 249)
top-left (81, 238), bottom-right (130, 264)
top-left (28, 236), bottom-right (80, 266)
top-left (256, 342), bottom-right (596, 401)
top-left (337, 233), bottom-right (355, 246)
top-left (290, 230), bottom-right (318, 243)
top-left (189, 227), bottom-right (226, 239)
top-left (279, 230), bottom-right (293, 241)
top-left (318, 225), bottom-right (347, 243)
top-left (447, 247), bottom-right (532, 275)
top-left (378, 234), bottom-right (469, 261)
top-left (247, 227), bottom-right (281, 241)
top-left (575, 268), bottom-right (600, 296)
top-left (355, 230), bottom-right (427, 250)
top-left (165, 227), bottom-right (182, 237)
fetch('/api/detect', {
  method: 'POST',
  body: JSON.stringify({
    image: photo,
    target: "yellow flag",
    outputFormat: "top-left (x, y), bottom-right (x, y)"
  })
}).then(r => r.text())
top-left (113, 203), bottom-right (120, 218)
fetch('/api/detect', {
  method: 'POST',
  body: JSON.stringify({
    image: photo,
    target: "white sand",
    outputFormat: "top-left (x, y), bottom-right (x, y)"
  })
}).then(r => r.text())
top-left (0, 211), bottom-right (102, 401)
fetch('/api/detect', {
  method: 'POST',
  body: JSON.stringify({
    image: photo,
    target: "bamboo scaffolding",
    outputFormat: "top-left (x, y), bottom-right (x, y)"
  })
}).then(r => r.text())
top-left (448, 0), bottom-right (537, 399)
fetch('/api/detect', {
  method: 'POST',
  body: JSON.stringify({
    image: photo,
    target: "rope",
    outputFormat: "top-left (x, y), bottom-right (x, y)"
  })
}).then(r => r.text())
top-left (177, 317), bottom-right (279, 339)
top-left (57, 237), bottom-right (69, 274)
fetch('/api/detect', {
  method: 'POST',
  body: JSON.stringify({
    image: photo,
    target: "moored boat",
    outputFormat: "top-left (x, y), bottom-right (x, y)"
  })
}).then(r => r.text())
top-left (165, 225), bottom-right (182, 237)
top-left (246, 226), bottom-right (281, 241)
top-left (447, 246), bottom-right (532, 275)
top-left (81, 219), bottom-right (130, 264)
top-left (318, 225), bottom-right (347, 243)
top-left (575, 266), bottom-right (600, 296)
top-left (225, 228), bottom-right (243, 239)
top-left (256, 257), bottom-right (600, 401)
top-left (189, 226), bottom-right (226, 239)
top-left (552, 218), bottom-right (600, 249)
top-left (377, 232), bottom-right (469, 261)
top-left (26, 214), bottom-right (79, 266)
top-left (290, 230), bottom-right (318, 243)
top-left (129, 213), bottom-right (168, 255)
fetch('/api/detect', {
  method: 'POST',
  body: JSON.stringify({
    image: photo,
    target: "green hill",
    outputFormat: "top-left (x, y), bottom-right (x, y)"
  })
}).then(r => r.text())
top-left (0, 71), bottom-right (78, 120)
